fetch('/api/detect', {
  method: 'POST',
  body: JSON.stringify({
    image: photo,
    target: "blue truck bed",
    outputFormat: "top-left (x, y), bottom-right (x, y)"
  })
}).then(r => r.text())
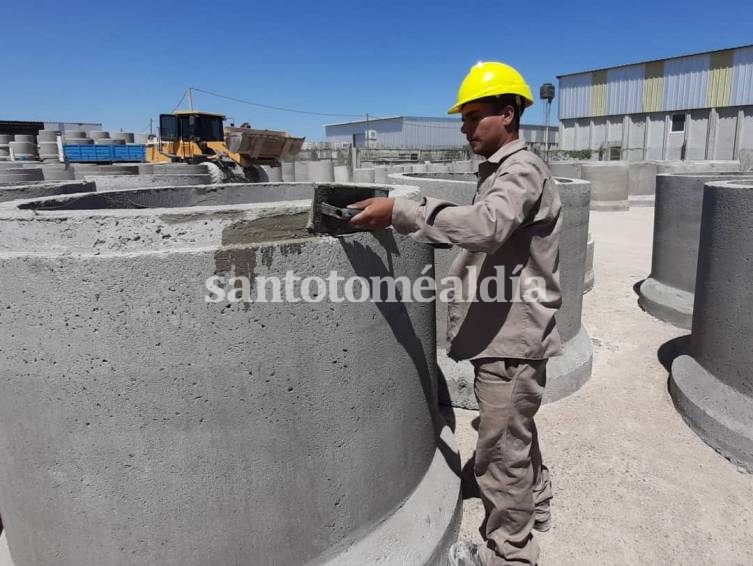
top-left (63, 144), bottom-right (146, 163)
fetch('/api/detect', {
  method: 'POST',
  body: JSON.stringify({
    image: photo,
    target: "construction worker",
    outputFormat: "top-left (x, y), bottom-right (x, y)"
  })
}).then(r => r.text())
top-left (350, 61), bottom-right (562, 566)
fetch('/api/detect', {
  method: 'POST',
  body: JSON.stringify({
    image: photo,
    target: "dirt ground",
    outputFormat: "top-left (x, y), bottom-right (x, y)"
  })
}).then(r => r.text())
top-left (453, 207), bottom-right (753, 566)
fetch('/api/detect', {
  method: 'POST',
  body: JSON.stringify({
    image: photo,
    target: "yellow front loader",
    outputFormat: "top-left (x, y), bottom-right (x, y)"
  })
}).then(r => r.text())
top-left (147, 110), bottom-right (304, 182)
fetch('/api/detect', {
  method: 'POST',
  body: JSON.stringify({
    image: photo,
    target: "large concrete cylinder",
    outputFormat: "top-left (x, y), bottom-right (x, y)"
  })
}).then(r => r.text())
top-left (72, 164), bottom-right (140, 179)
top-left (450, 160), bottom-right (473, 173)
top-left (656, 160), bottom-right (740, 175)
top-left (95, 138), bottom-right (126, 145)
top-left (638, 172), bottom-right (753, 328)
top-left (670, 179), bottom-right (753, 472)
top-left (306, 160), bottom-right (335, 182)
top-left (261, 165), bottom-right (282, 182)
top-left (281, 161), bottom-right (295, 182)
top-left (41, 164), bottom-right (75, 181)
top-left (374, 165), bottom-right (389, 184)
top-left (0, 180), bottom-right (94, 203)
top-left (112, 132), bottom-right (135, 143)
top-left (150, 164), bottom-right (208, 175)
top-left (37, 142), bottom-right (60, 161)
top-left (63, 131), bottom-right (86, 139)
top-left (548, 161), bottom-right (583, 179)
top-left (334, 165), bottom-right (350, 183)
top-left (85, 174), bottom-right (213, 190)
top-left (36, 130), bottom-right (60, 142)
top-left (13, 135), bottom-right (35, 144)
top-left (65, 138), bottom-right (94, 145)
top-left (627, 161), bottom-right (658, 207)
top-left (294, 161), bottom-right (309, 182)
top-left (353, 168), bottom-right (375, 183)
top-left (8, 142), bottom-right (36, 160)
top-left (88, 130), bottom-right (110, 140)
top-left (584, 232), bottom-right (595, 294)
top-left (0, 182), bottom-right (460, 566)
top-left (0, 168), bottom-right (44, 184)
top-left (388, 172), bottom-right (593, 408)
top-left (580, 162), bottom-right (629, 210)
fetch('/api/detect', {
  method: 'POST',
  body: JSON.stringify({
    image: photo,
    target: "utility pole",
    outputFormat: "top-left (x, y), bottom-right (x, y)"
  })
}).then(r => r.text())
top-left (539, 83), bottom-right (555, 163)
top-left (187, 87), bottom-right (194, 111)
top-left (365, 113), bottom-right (370, 149)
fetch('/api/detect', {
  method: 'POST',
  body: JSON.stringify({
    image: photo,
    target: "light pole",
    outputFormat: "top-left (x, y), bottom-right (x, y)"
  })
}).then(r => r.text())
top-left (540, 83), bottom-right (555, 163)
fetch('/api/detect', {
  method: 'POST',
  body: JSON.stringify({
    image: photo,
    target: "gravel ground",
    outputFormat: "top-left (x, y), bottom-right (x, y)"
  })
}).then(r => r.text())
top-left (453, 207), bottom-right (753, 566)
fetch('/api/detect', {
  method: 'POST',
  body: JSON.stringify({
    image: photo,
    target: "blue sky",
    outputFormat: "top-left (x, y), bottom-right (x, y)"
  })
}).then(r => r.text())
top-left (1, 0), bottom-right (751, 140)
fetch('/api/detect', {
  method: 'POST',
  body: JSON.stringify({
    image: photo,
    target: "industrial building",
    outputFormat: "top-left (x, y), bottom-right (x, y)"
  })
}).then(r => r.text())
top-left (324, 116), bottom-right (558, 150)
top-left (557, 44), bottom-right (753, 161)
top-left (0, 120), bottom-right (102, 137)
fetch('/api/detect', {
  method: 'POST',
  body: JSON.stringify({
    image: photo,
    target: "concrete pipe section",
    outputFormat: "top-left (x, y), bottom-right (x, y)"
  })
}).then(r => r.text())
top-left (580, 162), bottom-right (629, 211)
top-left (112, 133), bottom-right (135, 143)
top-left (388, 172), bottom-right (593, 409)
top-left (0, 180), bottom-right (94, 203)
top-left (94, 139), bottom-right (126, 145)
top-left (0, 169), bottom-right (44, 184)
top-left (85, 174), bottom-right (213, 191)
top-left (261, 165), bottom-right (282, 182)
top-left (72, 164), bottom-right (140, 180)
top-left (88, 130), bottom-right (110, 140)
top-left (353, 168), bottom-right (375, 183)
top-left (7, 142), bottom-right (36, 160)
top-left (0, 182), bottom-right (461, 566)
top-left (548, 161), bottom-right (582, 180)
top-left (670, 179), bottom-right (753, 472)
top-left (638, 172), bottom-right (753, 329)
top-left (36, 130), bottom-right (60, 142)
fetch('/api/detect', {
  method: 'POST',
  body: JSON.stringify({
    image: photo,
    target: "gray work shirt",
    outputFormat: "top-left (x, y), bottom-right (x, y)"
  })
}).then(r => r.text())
top-left (391, 139), bottom-right (562, 361)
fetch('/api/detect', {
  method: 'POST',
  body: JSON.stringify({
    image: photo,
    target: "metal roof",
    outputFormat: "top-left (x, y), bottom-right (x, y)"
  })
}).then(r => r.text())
top-left (557, 43), bottom-right (753, 78)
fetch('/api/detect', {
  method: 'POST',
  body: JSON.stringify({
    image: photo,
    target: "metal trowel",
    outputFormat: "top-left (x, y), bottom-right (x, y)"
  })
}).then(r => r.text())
top-left (307, 184), bottom-right (389, 235)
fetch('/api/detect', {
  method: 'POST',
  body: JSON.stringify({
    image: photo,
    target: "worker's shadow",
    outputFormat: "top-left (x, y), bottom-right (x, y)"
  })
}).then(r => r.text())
top-left (339, 231), bottom-right (459, 477)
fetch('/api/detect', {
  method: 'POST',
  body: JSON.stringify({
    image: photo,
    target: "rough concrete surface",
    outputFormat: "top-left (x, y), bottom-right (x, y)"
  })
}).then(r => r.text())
top-left (670, 180), bottom-right (753, 472)
top-left (453, 206), bottom-right (753, 566)
top-left (0, 183), bottom-right (460, 566)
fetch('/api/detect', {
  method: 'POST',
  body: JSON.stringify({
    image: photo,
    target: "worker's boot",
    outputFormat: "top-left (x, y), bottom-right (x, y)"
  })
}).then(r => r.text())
top-left (448, 541), bottom-right (483, 566)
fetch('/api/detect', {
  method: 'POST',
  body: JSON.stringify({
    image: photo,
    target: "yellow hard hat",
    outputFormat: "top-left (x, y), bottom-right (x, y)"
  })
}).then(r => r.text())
top-left (448, 61), bottom-right (534, 114)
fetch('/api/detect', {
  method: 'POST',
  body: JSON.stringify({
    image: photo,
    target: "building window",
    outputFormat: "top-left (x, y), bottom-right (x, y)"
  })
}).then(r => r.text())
top-left (671, 113), bottom-right (686, 133)
top-left (609, 146), bottom-right (622, 160)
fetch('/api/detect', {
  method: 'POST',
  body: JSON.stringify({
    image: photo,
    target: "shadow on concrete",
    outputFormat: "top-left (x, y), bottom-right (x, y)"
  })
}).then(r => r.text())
top-left (658, 335), bottom-right (691, 372)
top-left (339, 232), bottom-right (460, 478)
top-left (461, 455), bottom-right (480, 500)
top-left (632, 279), bottom-right (645, 298)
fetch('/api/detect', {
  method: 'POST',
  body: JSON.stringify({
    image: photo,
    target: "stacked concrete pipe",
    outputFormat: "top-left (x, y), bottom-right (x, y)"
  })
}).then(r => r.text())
top-left (388, 172), bottom-right (593, 408)
top-left (670, 179), bottom-right (753, 472)
top-left (88, 131), bottom-right (110, 140)
top-left (638, 172), bottom-right (753, 328)
top-left (579, 162), bottom-right (629, 211)
top-left (8, 136), bottom-right (37, 161)
top-left (95, 138), bottom-right (126, 145)
top-left (0, 135), bottom-right (10, 161)
top-left (0, 182), bottom-right (460, 566)
top-left (112, 132), bottom-right (135, 143)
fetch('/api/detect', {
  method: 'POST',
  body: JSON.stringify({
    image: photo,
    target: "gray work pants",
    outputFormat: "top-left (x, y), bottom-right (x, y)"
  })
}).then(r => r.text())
top-left (472, 358), bottom-right (552, 566)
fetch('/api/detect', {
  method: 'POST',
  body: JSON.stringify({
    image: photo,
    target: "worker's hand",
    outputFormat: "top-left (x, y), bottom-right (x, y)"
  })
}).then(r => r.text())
top-left (349, 197), bottom-right (395, 231)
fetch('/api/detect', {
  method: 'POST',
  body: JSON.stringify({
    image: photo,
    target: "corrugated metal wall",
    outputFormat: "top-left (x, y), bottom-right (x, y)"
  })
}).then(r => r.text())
top-left (559, 45), bottom-right (753, 119)
top-left (325, 117), bottom-right (556, 148)
top-left (732, 46), bottom-right (753, 106)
